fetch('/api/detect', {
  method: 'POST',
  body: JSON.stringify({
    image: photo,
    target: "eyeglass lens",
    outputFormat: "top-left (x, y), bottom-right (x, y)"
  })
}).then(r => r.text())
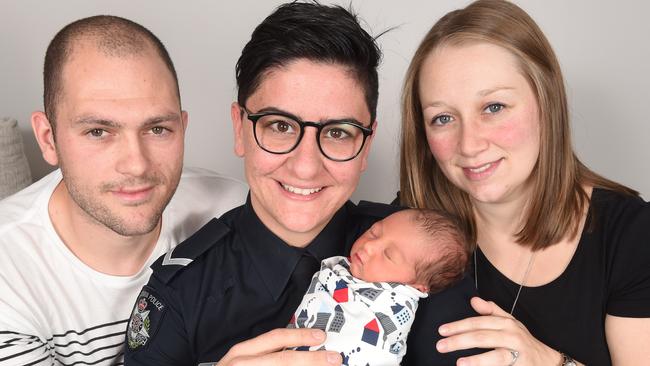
top-left (254, 114), bottom-right (366, 160)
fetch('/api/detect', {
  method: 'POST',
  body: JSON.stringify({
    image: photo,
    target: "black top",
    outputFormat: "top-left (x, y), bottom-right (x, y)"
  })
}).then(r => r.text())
top-left (124, 197), bottom-right (480, 365)
top-left (472, 189), bottom-right (650, 366)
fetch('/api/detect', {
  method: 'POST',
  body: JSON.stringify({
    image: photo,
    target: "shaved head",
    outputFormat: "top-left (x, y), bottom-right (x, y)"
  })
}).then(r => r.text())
top-left (43, 15), bottom-right (180, 130)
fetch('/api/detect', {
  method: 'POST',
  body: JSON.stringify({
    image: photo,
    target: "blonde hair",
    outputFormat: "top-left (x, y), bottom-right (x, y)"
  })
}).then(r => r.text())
top-left (399, 0), bottom-right (636, 250)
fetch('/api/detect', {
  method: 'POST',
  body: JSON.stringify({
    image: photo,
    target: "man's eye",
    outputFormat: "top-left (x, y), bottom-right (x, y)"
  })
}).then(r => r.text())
top-left (151, 126), bottom-right (166, 135)
top-left (88, 129), bottom-right (106, 138)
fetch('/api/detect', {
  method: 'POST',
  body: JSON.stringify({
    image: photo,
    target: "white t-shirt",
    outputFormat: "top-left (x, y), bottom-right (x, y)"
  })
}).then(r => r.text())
top-left (0, 167), bottom-right (247, 366)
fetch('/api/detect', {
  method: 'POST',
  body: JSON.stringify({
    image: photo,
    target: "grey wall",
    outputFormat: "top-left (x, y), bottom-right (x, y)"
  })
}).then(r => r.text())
top-left (1, 0), bottom-right (648, 201)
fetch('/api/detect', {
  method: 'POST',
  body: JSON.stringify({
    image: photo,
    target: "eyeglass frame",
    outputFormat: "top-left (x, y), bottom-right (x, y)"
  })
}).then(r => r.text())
top-left (242, 106), bottom-right (374, 162)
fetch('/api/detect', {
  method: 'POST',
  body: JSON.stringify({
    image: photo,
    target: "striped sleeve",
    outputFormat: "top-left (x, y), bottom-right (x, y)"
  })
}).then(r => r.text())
top-left (0, 330), bottom-right (51, 366)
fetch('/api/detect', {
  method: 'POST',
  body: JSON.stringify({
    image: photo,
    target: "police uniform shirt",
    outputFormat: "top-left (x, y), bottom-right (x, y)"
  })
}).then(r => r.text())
top-left (124, 197), bottom-right (479, 366)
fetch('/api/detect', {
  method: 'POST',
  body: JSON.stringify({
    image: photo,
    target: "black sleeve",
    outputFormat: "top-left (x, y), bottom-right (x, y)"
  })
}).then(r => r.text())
top-left (124, 275), bottom-right (195, 366)
top-left (390, 192), bottom-right (400, 206)
top-left (605, 197), bottom-right (650, 317)
top-left (402, 276), bottom-right (484, 365)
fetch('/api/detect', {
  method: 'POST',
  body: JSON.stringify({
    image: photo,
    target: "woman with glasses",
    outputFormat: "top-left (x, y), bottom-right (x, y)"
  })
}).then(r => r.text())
top-left (125, 2), bottom-right (479, 366)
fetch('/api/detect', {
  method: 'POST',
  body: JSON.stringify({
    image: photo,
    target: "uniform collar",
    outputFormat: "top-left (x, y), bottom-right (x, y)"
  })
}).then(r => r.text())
top-left (237, 195), bottom-right (352, 301)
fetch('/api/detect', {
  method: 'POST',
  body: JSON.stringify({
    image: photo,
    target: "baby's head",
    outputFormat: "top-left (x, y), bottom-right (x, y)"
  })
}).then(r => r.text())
top-left (349, 208), bottom-right (469, 293)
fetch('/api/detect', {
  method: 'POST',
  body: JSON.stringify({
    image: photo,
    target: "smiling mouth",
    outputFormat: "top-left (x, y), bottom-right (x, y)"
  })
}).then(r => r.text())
top-left (468, 162), bottom-right (493, 173)
top-left (465, 158), bottom-right (503, 173)
top-left (281, 183), bottom-right (323, 196)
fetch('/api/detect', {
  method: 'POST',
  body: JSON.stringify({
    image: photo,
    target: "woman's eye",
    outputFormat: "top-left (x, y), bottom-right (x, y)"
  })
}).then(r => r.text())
top-left (432, 114), bottom-right (453, 125)
top-left (270, 120), bottom-right (295, 134)
top-left (324, 128), bottom-right (350, 140)
top-left (484, 103), bottom-right (505, 114)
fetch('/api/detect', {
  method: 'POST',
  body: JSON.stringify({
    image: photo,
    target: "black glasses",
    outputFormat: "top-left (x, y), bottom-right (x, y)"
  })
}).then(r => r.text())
top-left (243, 107), bottom-right (373, 162)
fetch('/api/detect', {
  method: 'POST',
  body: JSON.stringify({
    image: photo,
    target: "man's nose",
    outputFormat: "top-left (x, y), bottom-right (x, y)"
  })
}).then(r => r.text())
top-left (115, 135), bottom-right (149, 176)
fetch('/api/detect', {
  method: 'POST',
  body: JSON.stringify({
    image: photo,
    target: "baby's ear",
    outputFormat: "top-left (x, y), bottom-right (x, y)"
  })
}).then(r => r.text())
top-left (411, 283), bottom-right (429, 293)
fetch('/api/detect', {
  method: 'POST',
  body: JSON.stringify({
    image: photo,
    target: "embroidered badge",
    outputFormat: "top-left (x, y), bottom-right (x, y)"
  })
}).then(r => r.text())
top-left (127, 287), bottom-right (166, 350)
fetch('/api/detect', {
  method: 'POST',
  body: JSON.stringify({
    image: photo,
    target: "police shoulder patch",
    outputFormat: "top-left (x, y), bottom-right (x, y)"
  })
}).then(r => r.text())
top-left (151, 218), bottom-right (231, 284)
top-left (127, 286), bottom-right (166, 351)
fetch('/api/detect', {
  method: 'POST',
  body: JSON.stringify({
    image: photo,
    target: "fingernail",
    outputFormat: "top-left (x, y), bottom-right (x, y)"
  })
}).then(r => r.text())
top-left (327, 351), bottom-right (342, 364)
top-left (436, 340), bottom-right (447, 352)
top-left (439, 325), bottom-right (449, 335)
top-left (458, 359), bottom-right (468, 366)
top-left (312, 329), bottom-right (326, 341)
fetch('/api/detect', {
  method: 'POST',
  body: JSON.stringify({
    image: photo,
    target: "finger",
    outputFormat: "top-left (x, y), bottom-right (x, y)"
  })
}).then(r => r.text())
top-left (439, 315), bottom-right (517, 336)
top-left (470, 297), bottom-right (513, 318)
top-left (230, 349), bottom-right (342, 366)
top-left (437, 329), bottom-right (517, 353)
top-left (224, 328), bottom-right (326, 359)
top-left (455, 348), bottom-right (519, 366)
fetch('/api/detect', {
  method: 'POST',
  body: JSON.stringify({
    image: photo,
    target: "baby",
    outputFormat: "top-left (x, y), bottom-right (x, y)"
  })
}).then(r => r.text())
top-left (288, 208), bottom-right (470, 366)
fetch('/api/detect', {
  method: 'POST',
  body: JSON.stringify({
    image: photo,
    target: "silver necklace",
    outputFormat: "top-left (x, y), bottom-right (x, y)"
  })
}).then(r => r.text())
top-left (474, 248), bottom-right (536, 315)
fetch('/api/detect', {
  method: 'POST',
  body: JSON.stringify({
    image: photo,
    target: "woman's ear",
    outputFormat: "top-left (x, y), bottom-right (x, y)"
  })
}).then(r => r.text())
top-left (231, 102), bottom-right (245, 157)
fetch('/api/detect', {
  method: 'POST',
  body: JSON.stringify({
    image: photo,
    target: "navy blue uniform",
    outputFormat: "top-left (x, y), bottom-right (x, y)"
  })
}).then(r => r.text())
top-left (124, 198), bottom-right (479, 365)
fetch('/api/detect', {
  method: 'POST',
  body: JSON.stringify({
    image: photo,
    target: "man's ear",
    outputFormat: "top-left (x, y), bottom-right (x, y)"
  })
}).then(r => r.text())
top-left (31, 111), bottom-right (58, 166)
top-left (231, 102), bottom-right (245, 157)
top-left (359, 120), bottom-right (377, 172)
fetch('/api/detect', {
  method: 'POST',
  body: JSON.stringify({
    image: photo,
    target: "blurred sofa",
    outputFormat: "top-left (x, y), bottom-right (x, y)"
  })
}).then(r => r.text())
top-left (0, 117), bottom-right (32, 200)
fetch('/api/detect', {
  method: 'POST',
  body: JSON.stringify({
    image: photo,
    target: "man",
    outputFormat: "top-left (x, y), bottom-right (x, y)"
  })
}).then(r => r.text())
top-left (124, 2), bottom-right (479, 366)
top-left (0, 16), bottom-right (247, 365)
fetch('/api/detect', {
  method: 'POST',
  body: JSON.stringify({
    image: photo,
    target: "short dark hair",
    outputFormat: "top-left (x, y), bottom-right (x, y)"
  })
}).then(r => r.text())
top-left (410, 208), bottom-right (469, 294)
top-left (235, 1), bottom-right (382, 121)
top-left (43, 15), bottom-right (180, 129)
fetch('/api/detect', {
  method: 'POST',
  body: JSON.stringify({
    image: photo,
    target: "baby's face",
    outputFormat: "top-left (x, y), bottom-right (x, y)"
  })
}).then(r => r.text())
top-left (349, 210), bottom-right (429, 291)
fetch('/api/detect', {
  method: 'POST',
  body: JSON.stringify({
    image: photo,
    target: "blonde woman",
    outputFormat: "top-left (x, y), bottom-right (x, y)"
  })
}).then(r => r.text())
top-left (399, 0), bottom-right (650, 365)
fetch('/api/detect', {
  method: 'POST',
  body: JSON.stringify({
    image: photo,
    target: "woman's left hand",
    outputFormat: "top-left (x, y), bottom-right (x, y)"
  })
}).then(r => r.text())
top-left (436, 297), bottom-right (562, 366)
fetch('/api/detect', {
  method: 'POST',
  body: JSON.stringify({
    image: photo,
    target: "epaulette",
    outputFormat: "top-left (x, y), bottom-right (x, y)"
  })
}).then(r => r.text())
top-left (354, 200), bottom-right (404, 219)
top-left (151, 218), bottom-right (231, 284)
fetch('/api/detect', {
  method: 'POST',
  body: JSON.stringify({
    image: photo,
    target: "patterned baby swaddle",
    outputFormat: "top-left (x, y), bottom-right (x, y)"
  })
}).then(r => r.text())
top-left (288, 256), bottom-right (428, 366)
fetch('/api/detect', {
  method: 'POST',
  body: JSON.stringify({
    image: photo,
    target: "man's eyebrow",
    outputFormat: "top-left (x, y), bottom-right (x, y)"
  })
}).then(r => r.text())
top-left (73, 117), bottom-right (120, 128)
top-left (72, 114), bottom-right (181, 128)
top-left (142, 114), bottom-right (182, 127)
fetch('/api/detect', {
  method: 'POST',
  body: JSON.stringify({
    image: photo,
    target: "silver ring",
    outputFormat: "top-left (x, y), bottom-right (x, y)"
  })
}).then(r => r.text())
top-left (508, 349), bottom-right (519, 366)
